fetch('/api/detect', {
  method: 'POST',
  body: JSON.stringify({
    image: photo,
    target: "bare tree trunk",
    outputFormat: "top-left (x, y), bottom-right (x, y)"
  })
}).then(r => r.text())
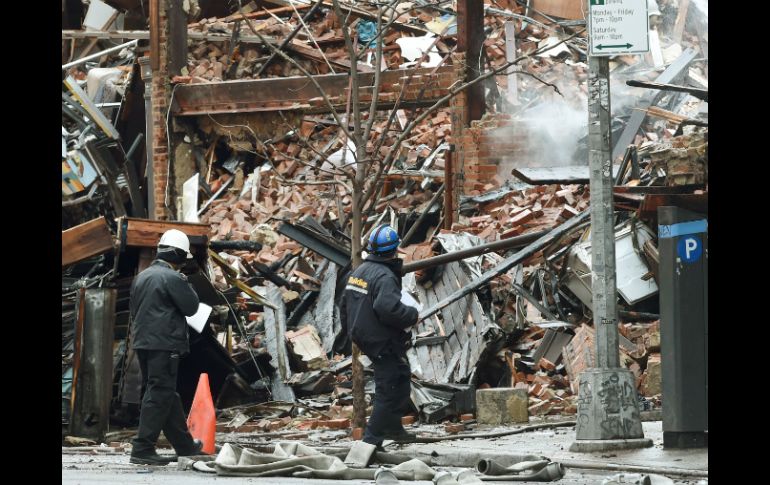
top-left (351, 344), bottom-right (366, 429)
top-left (350, 176), bottom-right (366, 429)
top-left (336, 0), bottom-right (372, 433)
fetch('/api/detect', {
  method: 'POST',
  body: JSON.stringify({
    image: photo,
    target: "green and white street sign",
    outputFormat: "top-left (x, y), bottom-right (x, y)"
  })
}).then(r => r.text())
top-left (589, 0), bottom-right (650, 56)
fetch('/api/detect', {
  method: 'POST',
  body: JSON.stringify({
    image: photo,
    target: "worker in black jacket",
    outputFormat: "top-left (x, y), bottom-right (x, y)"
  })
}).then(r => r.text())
top-left (341, 224), bottom-right (419, 447)
top-left (129, 229), bottom-right (204, 464)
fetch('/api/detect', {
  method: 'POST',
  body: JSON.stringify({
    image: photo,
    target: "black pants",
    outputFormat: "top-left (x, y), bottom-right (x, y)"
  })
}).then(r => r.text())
top-left (132, 349), bottom-right (196, 455)
top-left (363, 349), bottom-right (411, 445)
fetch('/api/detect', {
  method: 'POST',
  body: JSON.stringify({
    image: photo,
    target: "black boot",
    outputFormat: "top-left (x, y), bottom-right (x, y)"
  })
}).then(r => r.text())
top-left (130, 450), bottom-right (175, 465)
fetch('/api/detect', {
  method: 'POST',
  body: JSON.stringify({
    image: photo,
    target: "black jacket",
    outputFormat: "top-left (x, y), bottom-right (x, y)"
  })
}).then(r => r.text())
top-left (341, 255), bottom-right (418, 359)
top-left (130, 259), bottom-right (200, 354)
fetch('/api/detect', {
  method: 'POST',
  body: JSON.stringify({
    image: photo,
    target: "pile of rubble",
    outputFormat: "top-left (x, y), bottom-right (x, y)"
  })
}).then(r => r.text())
top-left (181, 1), bottom-right (534, 77)
top-left (61, 0), bottom-right (707, 439)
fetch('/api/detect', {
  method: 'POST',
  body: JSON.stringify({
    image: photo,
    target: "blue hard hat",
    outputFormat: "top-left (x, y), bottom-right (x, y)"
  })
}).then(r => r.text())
top-left (367, 224), bottom-right (401, 254)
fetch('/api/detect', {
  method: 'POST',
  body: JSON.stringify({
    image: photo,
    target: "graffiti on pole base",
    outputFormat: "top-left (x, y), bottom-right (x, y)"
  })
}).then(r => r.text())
top-left (575, 370), bottom-right (644, 439)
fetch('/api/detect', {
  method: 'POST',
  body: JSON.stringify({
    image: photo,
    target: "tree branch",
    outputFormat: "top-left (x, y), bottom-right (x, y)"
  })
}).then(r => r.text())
top-left (236, 0), bottom-right (347, 132)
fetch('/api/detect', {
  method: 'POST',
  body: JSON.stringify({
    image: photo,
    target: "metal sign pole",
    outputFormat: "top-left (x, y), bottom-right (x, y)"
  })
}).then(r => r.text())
top-left (570, 0), bottom-right (651, 452)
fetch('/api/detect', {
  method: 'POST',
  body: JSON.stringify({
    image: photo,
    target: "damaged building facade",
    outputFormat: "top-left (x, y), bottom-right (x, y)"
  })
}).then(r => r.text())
top-left (62, 0), bottom-right (707, 475)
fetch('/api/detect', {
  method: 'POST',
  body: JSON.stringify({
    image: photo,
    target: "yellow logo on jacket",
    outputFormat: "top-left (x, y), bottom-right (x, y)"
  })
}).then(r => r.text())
top-left (347, 276), bottom-right (368, 289)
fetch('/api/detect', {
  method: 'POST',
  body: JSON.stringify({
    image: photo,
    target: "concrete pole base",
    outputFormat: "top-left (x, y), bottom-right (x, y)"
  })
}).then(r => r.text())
top-left (569, 437), bottom-right (653, 453)
top-left (573, 368), bottom-right (646, 441)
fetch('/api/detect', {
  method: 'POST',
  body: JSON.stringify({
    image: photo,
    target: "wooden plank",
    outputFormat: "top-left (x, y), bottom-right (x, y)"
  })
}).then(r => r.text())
top-left (61, 29), bottom-right (283, 45)
top-left (423, 282), bottom-right (458, 365)
top-left (263, 0), bottom-right (430, 36)
top-left (647, 28), bottom-right (664, 68)
top-left (420, 281), bottom-right (447, 339)
top-left (447, 262), bottom-right (487, 373)
top-left (446, 263), bottom-right (473, 343)
top-left (672, 0), bottom-right (690, 44)
top-left (285, 42), bottom-right (373, 72)
top-left (123, 217), bottom-right (209, 248)
top-left (263, 284), bottom-right (295, 401)
top-left (435, 264), bottom-right (466, 351)
top-left (413, 284), bottom-right (439, 382)
top-left (440, 264), bottom-right (476, 382)
top-left (467, 297), bottom-right (489, 367)
top-left (171, 66), bottom-right (453, 116)
top-left (168, 0), bottom-right (188, 76)
top-left (441, 351), bottom-right (462, 384)
top-left (424, 274), bottom-right (460, 383)
top-left (456, 340), bottom-right (470, 382)
top-left (457, 0), bottom-right (485, 122)
top-left (223, 3), bottom-right (312, 22)
top-left (309, 261), bottom-right (338, 354)
top-left (424, 337), bottom-right (446, 383)
top-left (611, 48), bottom-right (698, 160)
top-left (62, 217), bottom-right (114, 267)
top-left (149, 0), bottom-right (159, 71)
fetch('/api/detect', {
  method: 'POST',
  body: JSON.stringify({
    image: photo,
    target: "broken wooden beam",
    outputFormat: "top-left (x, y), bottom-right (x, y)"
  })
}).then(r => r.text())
top-left (254, 0), bottom-right (325, 77)
top-left (612, 48), bottom-right (698, 160)
top-left (118, 217), bottom-right (209, 249)
top-left (62, 217), bottom-right (114, 267)
top-left (401, 228), bottom-right (550, 275)
top-left (170, 66), bottom-right (453, 116)
top-left (418, 210), bottom-right (590, 322)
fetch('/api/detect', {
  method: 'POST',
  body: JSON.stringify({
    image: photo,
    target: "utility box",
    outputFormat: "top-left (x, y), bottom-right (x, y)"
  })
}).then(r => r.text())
top-left (657, 206), bottom-right (708, 448)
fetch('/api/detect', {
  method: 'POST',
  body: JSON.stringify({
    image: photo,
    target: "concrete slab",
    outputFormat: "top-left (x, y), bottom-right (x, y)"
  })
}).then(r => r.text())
top-left (476, 388), bottom-right (528, 425)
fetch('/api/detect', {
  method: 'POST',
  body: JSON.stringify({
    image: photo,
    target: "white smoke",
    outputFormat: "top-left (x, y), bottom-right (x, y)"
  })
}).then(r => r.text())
top-left (515, 98), bottom-right (587, 166)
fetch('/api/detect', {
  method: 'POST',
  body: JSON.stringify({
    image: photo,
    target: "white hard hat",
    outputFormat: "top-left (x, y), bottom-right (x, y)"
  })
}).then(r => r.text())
top-left (158, 229), bottom-right (193, 259)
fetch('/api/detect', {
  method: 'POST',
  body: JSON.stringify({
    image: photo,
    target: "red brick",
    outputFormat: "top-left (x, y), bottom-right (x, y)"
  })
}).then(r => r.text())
top-left (560, 204), bottom-right (580, 219)
top-left (510, 209), bottom-right (534, 225)
top-left (351, 427), bottom-right (363, 440)
top-left (444, 423), bottom-right (465, 434)
top-left (501, 227), bottom-right (522, 239)
top-left (267, 420), bottom-right (283, 431)
top-left (401, 415), bottom-right (416, 426)
top-left (460, 414), bottom-right (474, 422)
top-left (538, 357), bottom-right (556, 372)
top-left (317, 418), bottom-right (350, 429)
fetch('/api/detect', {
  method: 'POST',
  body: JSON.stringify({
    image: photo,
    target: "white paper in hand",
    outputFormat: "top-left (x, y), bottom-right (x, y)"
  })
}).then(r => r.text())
top-left (400, 289), bottom-right (423, 312)
top-left (186, 302), bottom-right (212, 333)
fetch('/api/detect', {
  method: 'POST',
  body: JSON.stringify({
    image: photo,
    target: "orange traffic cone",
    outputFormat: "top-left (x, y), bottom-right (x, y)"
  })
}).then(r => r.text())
top-left (187, 373), bottom-right (216, 454)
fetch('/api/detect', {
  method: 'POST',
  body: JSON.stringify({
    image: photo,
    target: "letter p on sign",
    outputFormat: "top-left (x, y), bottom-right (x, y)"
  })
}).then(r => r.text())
top-left (677, 236), bottom-right (703, 264)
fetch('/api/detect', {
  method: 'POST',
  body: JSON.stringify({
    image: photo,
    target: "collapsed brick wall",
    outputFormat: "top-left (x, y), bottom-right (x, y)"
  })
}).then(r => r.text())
top-left (448, 53), bottom-right (536, 198)
top-left (451, 113), bottom-right (534, 195)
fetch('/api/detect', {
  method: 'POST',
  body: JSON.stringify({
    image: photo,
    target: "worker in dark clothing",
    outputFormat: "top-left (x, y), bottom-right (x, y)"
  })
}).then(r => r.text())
top-left (341, 224), bottom-right (419, 447)
top-left (129, 229), bottom-right (205, 465)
